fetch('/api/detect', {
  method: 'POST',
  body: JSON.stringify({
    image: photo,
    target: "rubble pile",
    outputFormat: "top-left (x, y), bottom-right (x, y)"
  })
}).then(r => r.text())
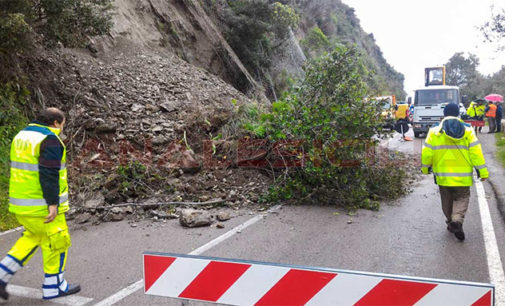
top-left (30, 47), bottom-right (272, 226)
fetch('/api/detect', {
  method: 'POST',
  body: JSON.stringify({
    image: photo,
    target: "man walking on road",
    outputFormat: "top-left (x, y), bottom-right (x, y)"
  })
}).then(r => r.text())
top-left (0, 108), bottom-right (80, 301)
top-left (421, 103), bottom-right (489, 241)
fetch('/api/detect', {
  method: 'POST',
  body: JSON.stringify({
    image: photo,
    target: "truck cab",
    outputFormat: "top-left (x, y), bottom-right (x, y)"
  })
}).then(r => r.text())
top-left (412, 85), bottom-right (466, 137)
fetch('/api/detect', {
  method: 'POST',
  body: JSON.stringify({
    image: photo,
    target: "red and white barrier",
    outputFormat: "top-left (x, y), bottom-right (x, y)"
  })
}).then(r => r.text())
top-left (144, 253), bottom-right (494, 305)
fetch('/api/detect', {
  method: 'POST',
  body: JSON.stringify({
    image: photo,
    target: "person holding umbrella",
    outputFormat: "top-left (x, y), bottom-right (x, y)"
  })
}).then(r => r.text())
top-left (485, 94), bottom-right (504, 133)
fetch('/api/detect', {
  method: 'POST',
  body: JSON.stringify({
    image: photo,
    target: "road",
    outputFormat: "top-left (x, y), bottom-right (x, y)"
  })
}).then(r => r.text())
top-left (1, 129), bottom-right (504, 305)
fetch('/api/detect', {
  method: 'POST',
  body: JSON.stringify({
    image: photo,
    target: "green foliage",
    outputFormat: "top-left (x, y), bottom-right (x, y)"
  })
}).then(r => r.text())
top-left (0, 13), bottom-right (32, 54)
top-left (495, 133), bottom-right (505, 168)
top-left (444, 52), bottom-right (505, 100)
top-left (300, 26), bottom-right (330, 56)
top-left (246, 45), bottom-right (407, 208)
top-left (445, 52), bottom-right (481, 98)
top-left (117, 161), bottom-right (150, 199)
top-left (0, 83), bottom-right (29, 230)
top-left (271, 2), bottom-right (300, 39)
top-left (224, 0), bottom-right (299, 74)
top-left (0, 0), bottom-right (113, 50)
top-left (293, 0), bottom-right (406, 99)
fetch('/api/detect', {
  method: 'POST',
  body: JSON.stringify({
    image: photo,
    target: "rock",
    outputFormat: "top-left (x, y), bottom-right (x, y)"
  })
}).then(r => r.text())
top-left (131, 103), bottom-right (144, 112)
top-left (75, 213), bottom-right (92, 224)
top-left (152, 125), bottom-right (163, 133)
top-left (216, 211), bottom-right (231, 222)
top-left (95, 123), bottom-right (117, 134)
top-left (216, 223), bottom-right (225, 229)
top-left (229, 190), bottom-right (238, 201)
top-left (152, 135), bottom-right (170, 145)
top-left (151, 210), bottom-right (169, 219)
top-left (162, 143), bottom-right (201, 174)
top-left (84, 193), bottom-right (105, 210)
top-left (179, 209), bottom-right (212, 228)
top-left (123, 205), bottom-right (134, 214)
top-left (111, 207), bottom-right (122, 214)
top-left (111, 213), bottom-right (124, 222)
top-left (160, 101), bottom-right (176, 112)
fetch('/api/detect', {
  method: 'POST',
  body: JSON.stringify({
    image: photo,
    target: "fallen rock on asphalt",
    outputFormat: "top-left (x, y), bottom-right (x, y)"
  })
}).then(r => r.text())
top-left (75, 212), bottom-right (92, 224)
top-left (179, 209), bottom-right (213, 227)
top-left (216, 211), bottom-right (231, 221)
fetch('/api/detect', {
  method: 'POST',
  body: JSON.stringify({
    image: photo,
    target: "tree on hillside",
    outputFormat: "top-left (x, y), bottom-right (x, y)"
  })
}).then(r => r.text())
top-left (224, 0), bottom-right (299, 76)
top-left (445, 52), bottom-right (483, 99)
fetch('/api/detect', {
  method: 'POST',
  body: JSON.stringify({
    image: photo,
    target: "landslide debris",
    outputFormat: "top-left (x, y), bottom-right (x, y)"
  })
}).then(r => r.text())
top-left (26, 46), bottom-right (272, 226)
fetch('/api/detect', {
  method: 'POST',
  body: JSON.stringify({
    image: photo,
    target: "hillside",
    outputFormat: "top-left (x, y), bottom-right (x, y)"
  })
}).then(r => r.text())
top-left (0, 0), bottom-right (407, 227)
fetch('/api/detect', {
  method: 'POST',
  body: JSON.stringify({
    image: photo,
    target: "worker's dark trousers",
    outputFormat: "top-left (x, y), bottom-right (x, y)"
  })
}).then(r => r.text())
top-left (496, 117), bottom-right (502, 132)
top-left (439, 186), bottom-right (470, 224)
top-left (488, 117), bottom-right (496, 133)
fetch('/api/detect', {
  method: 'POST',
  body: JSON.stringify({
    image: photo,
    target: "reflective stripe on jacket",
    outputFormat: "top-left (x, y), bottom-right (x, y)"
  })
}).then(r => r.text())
top-left (421, 117), bottom-right (489, 186)
top-left (9, 123), bottom-right (69, 217)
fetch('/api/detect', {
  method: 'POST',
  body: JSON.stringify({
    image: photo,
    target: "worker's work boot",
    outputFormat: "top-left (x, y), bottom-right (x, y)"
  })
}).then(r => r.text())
top-left (42, 272), bottom-right (81, 300)
top-left (0, 254), bottom-right (22, 301)
top-left (0, 281), bottom-right (8, 300)
top-left (450, 221), bottom-right (465, 241)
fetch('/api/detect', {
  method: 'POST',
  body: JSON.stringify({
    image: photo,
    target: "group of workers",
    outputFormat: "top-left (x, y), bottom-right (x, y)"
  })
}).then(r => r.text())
top-left (466, 98), bottom-right (503, 133)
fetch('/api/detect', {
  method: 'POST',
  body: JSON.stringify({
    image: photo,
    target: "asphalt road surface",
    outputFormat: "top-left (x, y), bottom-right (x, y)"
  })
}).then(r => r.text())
top-left (1, 129), bottom-right (504, 305)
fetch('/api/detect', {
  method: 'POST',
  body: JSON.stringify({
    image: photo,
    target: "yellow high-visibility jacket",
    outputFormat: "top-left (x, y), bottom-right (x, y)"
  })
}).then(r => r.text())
top-left (421, 117), bottom-right (488, 186)
top-left (9, 123), bottom-right (69, 217)
top-left (466, 102), bottom-right (485, 118)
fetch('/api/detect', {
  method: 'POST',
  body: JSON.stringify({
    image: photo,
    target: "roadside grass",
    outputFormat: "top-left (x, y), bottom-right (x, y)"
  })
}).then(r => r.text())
top-left (0, 152), bottom-right (19, 231)
top-left (495, 133), bottom-right (505, 168)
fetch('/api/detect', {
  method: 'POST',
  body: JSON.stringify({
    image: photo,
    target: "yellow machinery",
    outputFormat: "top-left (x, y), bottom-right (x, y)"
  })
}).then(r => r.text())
top-left (395, 103), bottom-right (408, 120)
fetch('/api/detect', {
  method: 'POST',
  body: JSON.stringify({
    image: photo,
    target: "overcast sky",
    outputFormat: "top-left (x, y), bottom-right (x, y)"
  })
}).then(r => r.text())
top-left (340, 0), bottom-right (505, 95)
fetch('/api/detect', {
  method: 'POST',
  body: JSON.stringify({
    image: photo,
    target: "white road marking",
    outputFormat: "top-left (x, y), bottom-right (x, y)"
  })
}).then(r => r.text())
top-left (93, 205), bottom-right (282, 306)
top-left (0, 226), bottom-right (23, 237)
top-left (475, 179), bottom-right (505, 305)
top-left (6, 284), bottom-right (93, 306)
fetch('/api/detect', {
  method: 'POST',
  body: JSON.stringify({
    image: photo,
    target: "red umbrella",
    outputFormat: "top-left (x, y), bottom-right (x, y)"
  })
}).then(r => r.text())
top-left (485, 94), bottom-right (504, 102)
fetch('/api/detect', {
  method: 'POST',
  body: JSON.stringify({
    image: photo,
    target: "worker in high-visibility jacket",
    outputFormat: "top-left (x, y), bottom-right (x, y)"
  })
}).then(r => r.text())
top-left (466, 99), bottom-right (486, 133)
top-left (485, 101), bottom-right (497, 133)
top-left (0, 108), bottom-right (80, 301)
top-left (421, 103), bottom-right (488, 241)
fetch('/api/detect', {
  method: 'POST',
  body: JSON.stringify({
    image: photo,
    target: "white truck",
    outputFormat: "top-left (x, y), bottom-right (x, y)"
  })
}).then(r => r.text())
top-left (412, 67), bottom-right (466, 138)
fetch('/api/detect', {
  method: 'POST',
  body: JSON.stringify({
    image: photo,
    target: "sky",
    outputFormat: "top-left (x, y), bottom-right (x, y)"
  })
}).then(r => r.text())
top-left (340, 0), bottom-right (505, 95)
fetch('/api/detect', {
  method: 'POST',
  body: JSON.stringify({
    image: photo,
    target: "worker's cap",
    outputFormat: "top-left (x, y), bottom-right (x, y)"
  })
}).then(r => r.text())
top-left (443, 103), bottom-right (460, 117)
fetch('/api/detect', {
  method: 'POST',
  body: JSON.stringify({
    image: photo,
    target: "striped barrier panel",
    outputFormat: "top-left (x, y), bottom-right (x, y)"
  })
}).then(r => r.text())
top-left (143, 252), bottom-right (494, 305)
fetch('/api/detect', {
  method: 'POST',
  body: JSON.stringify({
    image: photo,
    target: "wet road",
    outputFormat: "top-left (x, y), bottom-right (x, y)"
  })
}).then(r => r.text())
top-left (1, 129), bottom-right (504, 305)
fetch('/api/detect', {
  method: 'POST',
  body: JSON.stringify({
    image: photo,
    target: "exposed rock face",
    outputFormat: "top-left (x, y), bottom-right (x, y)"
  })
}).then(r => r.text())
top-left (93, 0), bottom-right (263, 95)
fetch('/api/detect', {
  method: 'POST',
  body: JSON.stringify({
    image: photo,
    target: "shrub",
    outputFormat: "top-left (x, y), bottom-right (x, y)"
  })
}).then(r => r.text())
top-left (0, 83), bottom-right (29, 230)
top-left (246, 45), bottom-right (408, 208)
top-left (300, 26), bottom-right (330, 56)
top-left (0, 0), bottom-right (114, 50)
top-left (224, 0), bottom-right (299, 74)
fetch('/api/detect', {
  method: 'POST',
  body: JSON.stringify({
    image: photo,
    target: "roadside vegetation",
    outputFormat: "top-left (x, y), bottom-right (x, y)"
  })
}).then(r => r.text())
top-left (233, 45), bottom-right (410, 209)
top-left (0, 84), bottom-right (29, 230)
top-left (495, 133), bottom-right (505, 168)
